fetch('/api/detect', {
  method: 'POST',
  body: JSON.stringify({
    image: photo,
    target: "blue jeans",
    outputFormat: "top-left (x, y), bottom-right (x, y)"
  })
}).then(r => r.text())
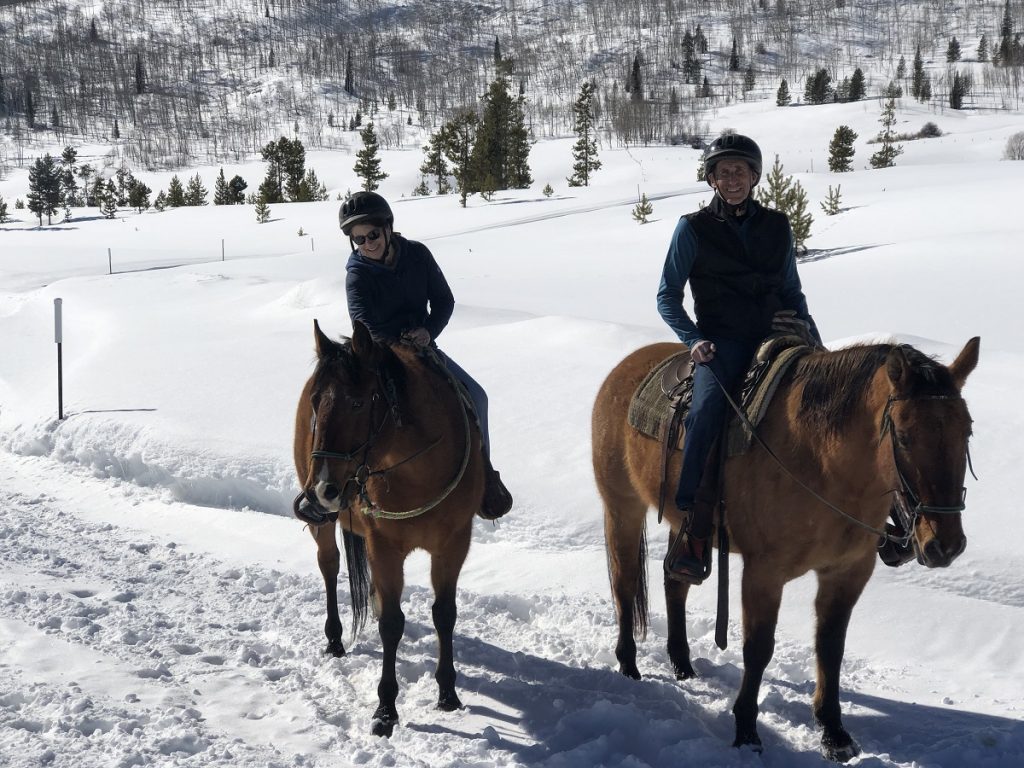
top-left (436, 350), bottom-right (490, 457)
top-left (675, 337), bottom-right (757, 511)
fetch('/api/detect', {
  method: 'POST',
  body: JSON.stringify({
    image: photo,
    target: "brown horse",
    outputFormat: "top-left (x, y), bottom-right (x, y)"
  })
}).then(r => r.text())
top-left (593, 337), bottom-right (979, 760)
top-left (293, 320), bottom-right (484, 737)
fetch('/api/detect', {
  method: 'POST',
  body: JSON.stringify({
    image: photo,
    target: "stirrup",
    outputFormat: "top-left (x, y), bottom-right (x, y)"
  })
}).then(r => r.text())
top-left (478, 470), bottom-right (513, 520)
top-left (664, 528), bottom-right (711, 584)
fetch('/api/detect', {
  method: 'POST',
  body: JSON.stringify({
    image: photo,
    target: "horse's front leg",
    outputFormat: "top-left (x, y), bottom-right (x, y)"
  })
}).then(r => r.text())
top-left (813, 559), bottom-right (873, 762)
top-left (732, 558), bottom-right (783, 752)
top-left (430, 523), bottom-right (471, 711)
top-left (311, 521), bottom-right (345, 657)
top-left (368, 547), bottom-right (406, 737)
top-left (664, 551), bottom-right (696, 680)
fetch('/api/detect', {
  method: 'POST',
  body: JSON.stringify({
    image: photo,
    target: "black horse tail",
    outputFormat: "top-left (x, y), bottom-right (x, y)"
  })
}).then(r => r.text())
top-left (342, 526), bottom-right (371, 643)
top-left (634, 523), bottom-right (649, 639)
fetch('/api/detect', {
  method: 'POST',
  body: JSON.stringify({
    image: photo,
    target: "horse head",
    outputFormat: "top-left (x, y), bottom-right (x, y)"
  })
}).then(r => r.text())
top-left (295, 320), bottom-right (401, 521)
top-left (883, 337), bottom-right (979, 568)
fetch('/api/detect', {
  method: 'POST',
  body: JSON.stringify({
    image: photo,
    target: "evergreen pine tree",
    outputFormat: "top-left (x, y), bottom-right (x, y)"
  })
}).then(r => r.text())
top-left (297, 168), bottom-right (329, 202)
top-left (776, 78), bottom-right (791, 106)
top-left (756, 155), bottom-right (812, 251)
top-left (101, 181), bottom-right (118, 219)
top-left (354, 122), bottom-right (388, 191)
top-left (700, 76), bottom-right (712, 98)
top-left (978, 34), bottom-right (989, 62)
top-left (729, 38), bottom-right (740, 71)
top-left (896, 55), bottom-right (907, 81)
top-left (911, 45), bottom-right (925, 99)
top-left (743, 64), bottom-right (756, 94)
top-left (804, 68), bottom-right (833, 104)
top-left (848, 68), bottom-right (866, 101)
top-left (828, 125), bottom-right (858, 172)
top-left (344, 49), bottom-right (354, 95)
top-left (821, 185), bottom-right (842, 216)
top-left (185, 173), bottom-right (208, 205)
top-left (949, 70), bottom-right (970, 109)
top-left (128, 179), bottom-right (152, 212)
top-left (27, 153), bottom-right (62, 225)
top-left (567, 81), bottom-right (601, 187)
top-left (228, 175), bottom-right (248, 204)
top-left (0, 195), bottom-right (9, 224)
top-left (214, 169), bottom-right (230, 205)
top-left (438, 109), bottom-right (479, 207)
top-left (112, 117), bottom-right (120, 139)
top-left (166, 174), bottom-right (186, 207)
top-left (419, 133), bottom-right (452, 195)
top-left (632, 191), bottom-right (653, 224)
top-left (135, 53), bottom-right (146, 94)
top-left (255, 197), bottom-right (271, 223)
top-left (947, 37), bottom-right (961, 63)
top-left (472, 75), bottom-right (532, 192)
top-left (869, 97), bottom-right (904, 169)
top-left (154, 191), bottom-right (167, 211)
top-left (629, 53), bottom-right (643, 100)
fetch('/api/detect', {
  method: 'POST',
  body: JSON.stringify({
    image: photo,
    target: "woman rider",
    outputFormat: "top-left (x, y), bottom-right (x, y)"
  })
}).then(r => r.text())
top-left (340, 191), bottom-right (513, 520)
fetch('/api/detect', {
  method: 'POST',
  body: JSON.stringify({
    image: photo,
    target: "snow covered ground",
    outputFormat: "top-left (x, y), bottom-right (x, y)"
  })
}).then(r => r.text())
top-left (2, 98), bottom-right (1023, 767)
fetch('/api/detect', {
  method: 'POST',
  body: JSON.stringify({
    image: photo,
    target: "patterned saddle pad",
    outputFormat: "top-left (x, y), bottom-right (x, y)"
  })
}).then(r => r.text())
top-left (627, 336), bottom-right (812, 456)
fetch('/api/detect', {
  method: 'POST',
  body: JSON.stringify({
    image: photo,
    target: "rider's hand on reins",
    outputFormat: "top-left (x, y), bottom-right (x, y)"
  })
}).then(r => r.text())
top-left (401, 327), bottom-right (431, 348)
top-left (691, 339), bottom-right (716, 364)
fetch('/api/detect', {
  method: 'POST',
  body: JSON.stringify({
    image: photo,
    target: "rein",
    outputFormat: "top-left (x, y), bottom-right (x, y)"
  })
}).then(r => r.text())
top-left (706, 365), bottom-right (968, 545)
top-left (309, 347), bottom-right (472, 521)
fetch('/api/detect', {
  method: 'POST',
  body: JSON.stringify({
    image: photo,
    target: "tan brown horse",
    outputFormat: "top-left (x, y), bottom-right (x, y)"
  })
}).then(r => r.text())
top-left (593, 337), bottom-right (979, 760)
top-left (293, 320), bottom-right (484, 737)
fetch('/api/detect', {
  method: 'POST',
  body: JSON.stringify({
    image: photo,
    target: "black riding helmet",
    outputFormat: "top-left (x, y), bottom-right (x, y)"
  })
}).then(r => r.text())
top-left (339, 191), bottom-right (394, 235)
top-left (703, 134), bottom-right (763, 186)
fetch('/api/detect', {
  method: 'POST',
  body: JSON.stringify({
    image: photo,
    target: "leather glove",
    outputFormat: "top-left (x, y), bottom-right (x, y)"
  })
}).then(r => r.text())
top-left (771, 309), bottom-right (812, 339)
top-left (401, 327), bottom-right (431, 348)
top-left (690, 339), bottom-right (716, 364)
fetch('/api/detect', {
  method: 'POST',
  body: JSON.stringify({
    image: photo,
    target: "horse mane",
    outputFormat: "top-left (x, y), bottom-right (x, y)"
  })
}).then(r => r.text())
top-left (313, 335), bottom-right (407, 394)
top-left (793, 343), bottom-right (955, 437)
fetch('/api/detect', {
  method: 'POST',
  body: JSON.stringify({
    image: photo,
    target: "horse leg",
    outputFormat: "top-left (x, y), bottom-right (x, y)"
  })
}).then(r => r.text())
top-left (368, 548), bottom-right (406, 738)
top-left (602, 488), bottom-right (649, 680)
top-left (430, 527), bottom-right (471, 712)
top-left (813, 560), bottom-right (873, 762)
top-left (732, 559), bottom-right (784, 752)
top-left (664, 546), bottom-right (696, 679)
top-left (311, 521), bottom-right (345, 657)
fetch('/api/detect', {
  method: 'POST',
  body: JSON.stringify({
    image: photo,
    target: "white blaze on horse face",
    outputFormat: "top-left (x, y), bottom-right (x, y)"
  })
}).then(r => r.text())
top-left (315, 463), bottom-right (343, 512)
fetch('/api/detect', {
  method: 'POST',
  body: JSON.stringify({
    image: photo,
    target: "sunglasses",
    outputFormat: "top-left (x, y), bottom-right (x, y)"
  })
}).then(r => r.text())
top-left (352, 229), bottom-right (383, 246)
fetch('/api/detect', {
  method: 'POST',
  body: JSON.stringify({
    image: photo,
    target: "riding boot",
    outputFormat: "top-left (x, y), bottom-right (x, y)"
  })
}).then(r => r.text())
top-left (478, 458), bottom-right (513, 520)
top-left (664, 499), bottom-right (714, 584)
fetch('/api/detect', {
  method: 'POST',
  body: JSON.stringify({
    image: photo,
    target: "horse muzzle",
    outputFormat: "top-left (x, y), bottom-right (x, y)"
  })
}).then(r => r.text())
top-left (914, 529), bottom-right (967, 568)
top-left (293, 488), bottom-right (336, 526)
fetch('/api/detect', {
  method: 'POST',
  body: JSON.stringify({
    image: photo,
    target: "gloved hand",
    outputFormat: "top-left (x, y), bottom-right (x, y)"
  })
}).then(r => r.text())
top-left (771, 309), bottom-right (812, 339)
top-left (690, 339), bottom-right (716, 364)
top-left (401, 327), bottom-right (431, 348)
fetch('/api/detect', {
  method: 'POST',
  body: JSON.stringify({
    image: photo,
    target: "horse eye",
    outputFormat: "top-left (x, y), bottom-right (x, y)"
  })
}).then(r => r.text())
top-left (346, 396), bottom-right (364, 410)
top-left (895, 431), bottom-right (912, 448)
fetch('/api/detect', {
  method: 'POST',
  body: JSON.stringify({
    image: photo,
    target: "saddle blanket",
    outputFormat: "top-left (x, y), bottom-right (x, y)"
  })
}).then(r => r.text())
top-left (627, 337), bottom-right (812, 457)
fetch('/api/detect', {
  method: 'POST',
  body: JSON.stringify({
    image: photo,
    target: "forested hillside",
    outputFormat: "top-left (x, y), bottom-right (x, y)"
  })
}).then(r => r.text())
top-left (1, 0), bottom-right (1022, 172)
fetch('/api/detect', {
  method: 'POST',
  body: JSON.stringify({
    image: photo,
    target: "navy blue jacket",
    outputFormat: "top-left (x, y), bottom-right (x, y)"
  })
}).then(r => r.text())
top-left (345, 234), bottom-right (455, 343)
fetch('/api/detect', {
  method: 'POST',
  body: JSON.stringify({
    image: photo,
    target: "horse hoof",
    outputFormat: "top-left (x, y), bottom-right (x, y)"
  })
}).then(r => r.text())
top-left (733, 730), bottom-right (763, 753)
top-left (437, 691), bottom-right (463, 712)
top-left (618, 663), bottom-right (641, 680)
top-left (673, 661), bottom-right (696, 680)
top-left (370, 708), bottom-right (398, 738)
top-left (821, 735), bottom-right (860, 763)
top-left (324, 640), bottom-right (346, 658)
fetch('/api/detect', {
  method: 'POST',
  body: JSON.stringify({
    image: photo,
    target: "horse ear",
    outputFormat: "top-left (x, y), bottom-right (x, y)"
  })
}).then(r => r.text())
top-left (886, 347), bottom-right (912, 394)
top-left (313, 319), bottom-right (336, 358)
top-left (351, 320), bottom-right (375, 359)
top-left (948, 336), bottom-right (980, 390)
